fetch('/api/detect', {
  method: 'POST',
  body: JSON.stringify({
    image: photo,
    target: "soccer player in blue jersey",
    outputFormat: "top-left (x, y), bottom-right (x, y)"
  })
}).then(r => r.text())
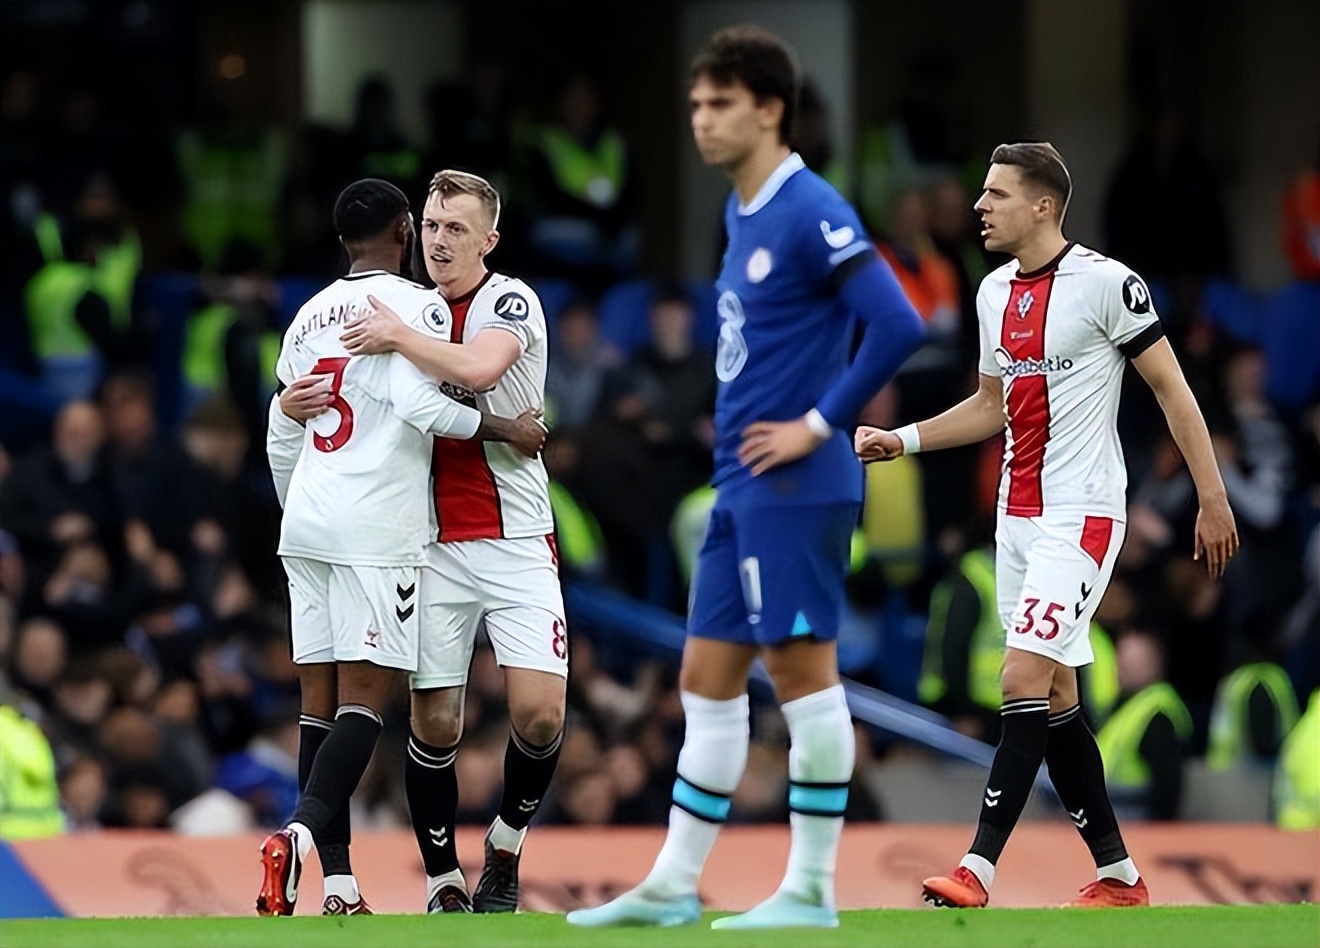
top-left (567, 25), bottom-right (923, 930)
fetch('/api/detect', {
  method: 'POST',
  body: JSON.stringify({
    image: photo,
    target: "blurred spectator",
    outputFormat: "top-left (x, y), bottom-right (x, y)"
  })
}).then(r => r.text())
top-left (1281, 147), bottom-right (1320, 283)
top-left (59, 753), bottom-right (108, 832)
top-left (856, 50), bottom-right (973, 234)
top-left (1097, 629), bottom-right (1192, 820)
top-left (0, 702), bottom-right (64, 838)
top-left (1273, 688), bottom-right (1319, 830)
top-left (182, 242), bottom-right (283, 432)
top-left (23, 174), bottom-right (146, 403)
top-left (175, 93), bottom-right (287, 271)
top-left (1103, 106), bottom-right (1233, 342)
top-left (794, 75), bottom-right (844, 188)
top-left (341, 75), bottom-right (424, 197)
top-left (0, 400), bottom-right (124, 598)
top-left (100, 369), bottom-right (213, 575)
top-left (524, 71), bottom-right (640, 288)
top-left (545, 297), bottom-right (619, 431)
top-left (423, 59), bottom-right (515, 189)
top-left (10, 617), bottom-right (67, 708)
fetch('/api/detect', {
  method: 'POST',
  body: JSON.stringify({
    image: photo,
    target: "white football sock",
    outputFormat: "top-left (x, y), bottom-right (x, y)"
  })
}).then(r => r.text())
top-left (322, 874), bottom-right (360, 903)
top-left (427, 867), bottom-right (467, 903)
top-left (1098, 857), bottom-right (1140, 885)
top-left (780, 684), bottom-right (853, 905)
top-left (961, 853), bottom-right (996, 892)
top-left (643, 691), bottom-right (750, 899)
top-left (487, 815), bottom-right (527, 855)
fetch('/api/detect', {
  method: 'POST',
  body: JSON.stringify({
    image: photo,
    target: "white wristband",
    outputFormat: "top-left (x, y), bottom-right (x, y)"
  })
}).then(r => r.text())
top-left (805, 408), bottom-right (834, 440)
top-left (894, 423), bottom-right (922, 455)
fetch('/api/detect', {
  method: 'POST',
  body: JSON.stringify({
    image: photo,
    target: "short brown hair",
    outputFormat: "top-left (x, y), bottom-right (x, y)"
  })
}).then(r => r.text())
top-left (427, 169), bottom-right (501, 229)
top-left (690, 25), bottom-right (799, 145)
top-left (990, 142), bottom-right (1072, 222)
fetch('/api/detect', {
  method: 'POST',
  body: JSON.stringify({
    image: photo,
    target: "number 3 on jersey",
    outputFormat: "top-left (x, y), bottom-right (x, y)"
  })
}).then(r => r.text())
top-left (310, 357), bottom-right (354, 452)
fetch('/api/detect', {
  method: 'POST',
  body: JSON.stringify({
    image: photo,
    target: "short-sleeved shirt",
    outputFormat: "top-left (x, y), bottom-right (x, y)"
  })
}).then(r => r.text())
top-left (428, 272), bottom-right (553, 542)
top-left (275, 271), bottom-right (477, 566)
top-left (712, 152), bottom-right (877, 507)
top-left (977, 242), bottom-right (1163, 519)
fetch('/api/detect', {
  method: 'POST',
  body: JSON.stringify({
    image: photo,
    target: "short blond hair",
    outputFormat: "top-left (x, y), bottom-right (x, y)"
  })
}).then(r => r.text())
top-left (427, 169), bottom-right (501, 230)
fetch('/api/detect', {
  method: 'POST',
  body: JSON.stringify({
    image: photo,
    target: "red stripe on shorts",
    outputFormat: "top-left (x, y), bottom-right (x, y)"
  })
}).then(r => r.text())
top-left (1080, 515), bottom-right (1114, 568)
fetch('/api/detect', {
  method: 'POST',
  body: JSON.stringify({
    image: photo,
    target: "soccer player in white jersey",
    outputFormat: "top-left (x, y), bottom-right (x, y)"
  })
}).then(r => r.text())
top-left (856, 143), bottom-right (1239, 909)
top-left (289, 170), bottom-right (564, 914)
top-left (256, 179), bottom-right (545, 917)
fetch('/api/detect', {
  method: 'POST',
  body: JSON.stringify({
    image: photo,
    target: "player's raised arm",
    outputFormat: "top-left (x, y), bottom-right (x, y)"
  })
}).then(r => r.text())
top-left (1131, 337), bottom-right (1238, 577)
top-left (345, 294), bottom-right (521, 392)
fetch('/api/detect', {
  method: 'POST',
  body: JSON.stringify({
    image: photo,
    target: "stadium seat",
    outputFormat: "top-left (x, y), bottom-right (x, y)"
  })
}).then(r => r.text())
top-left (1200, 278), bottom-right (1263, 344)
top-left (1262, 280), bottom-right (1320, 413)
top-left (595, 279), bottom-right (654, 355)
top-left (527, 276), bottom-right (579, 332)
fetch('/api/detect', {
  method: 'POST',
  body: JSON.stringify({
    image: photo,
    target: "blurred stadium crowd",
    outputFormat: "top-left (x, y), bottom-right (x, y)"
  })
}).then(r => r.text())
top-left (1, 19), bottom-right (1317, 839)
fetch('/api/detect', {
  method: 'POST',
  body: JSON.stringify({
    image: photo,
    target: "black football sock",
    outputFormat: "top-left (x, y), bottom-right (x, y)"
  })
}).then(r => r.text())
top-left (300, 714), bottom-right (353, 878)
top-left (1045, 704), bottom-right (1129, 866)
top-left (406, 731), bottom-right (461, 876)
top-left (291, 705), bottom-right (382, 840)
top-left (969, 697), bottom-right (1050, 864)
top-left (497, 727), bottom-right (563, 833)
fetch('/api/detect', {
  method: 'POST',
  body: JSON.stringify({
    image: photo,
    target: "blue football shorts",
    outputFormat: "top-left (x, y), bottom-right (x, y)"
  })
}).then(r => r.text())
top-left (687, 498), bottom-right (858, 647)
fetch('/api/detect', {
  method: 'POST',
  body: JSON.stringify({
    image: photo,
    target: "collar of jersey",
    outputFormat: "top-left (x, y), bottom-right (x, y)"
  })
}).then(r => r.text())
top-left (738, 152), bottom-right (805, 216)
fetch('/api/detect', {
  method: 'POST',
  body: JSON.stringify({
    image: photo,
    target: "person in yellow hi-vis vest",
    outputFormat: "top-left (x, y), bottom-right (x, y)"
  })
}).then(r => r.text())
top-left (525, 72), bottom-right (639, 282)
top-left (1207, 661), bottom-right (1300, 770)
top-left (1096, 630), bottom-right (1193, 821)
top-left (0, 705), bottom-right (65, 839)
top-left (1273, 689), bottom-right (1319, 830)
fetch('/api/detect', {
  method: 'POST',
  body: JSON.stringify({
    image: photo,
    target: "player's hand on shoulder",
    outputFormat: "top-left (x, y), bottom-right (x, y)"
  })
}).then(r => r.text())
top-left (280, 374), bottom-right (333, 422)
top-left (342, 294), bottom-right (405, 355)
top-left (510, 408), bottom-right (548, 459)
top-left (1193, 492), bottom-right (1239, 580)
top-left (854, 426), bottom-right (902, 463)
top-left (738, 416), bottom-right (826, 476)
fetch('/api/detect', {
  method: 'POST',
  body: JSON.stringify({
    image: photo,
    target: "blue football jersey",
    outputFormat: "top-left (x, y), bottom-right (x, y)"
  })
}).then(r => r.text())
top-left (712, 153), bottom-right (878, 506)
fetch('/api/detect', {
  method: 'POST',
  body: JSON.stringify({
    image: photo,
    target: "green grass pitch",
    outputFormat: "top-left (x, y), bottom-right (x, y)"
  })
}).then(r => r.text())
top-left (3, 905), bottom-right (1317, 948)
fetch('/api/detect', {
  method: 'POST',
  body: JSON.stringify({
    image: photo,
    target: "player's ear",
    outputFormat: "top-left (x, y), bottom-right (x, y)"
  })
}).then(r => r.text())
top-left (480, 229), bottom-right (501, 257)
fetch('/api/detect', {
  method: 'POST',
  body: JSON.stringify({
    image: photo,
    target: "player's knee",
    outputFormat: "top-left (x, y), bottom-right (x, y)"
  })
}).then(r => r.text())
top-left (511, 705), bottom-right (564, 747)
top-left (1000, 651), bottom-right (1056, 700)
top-left (410, 691), bottom-right (464, 747)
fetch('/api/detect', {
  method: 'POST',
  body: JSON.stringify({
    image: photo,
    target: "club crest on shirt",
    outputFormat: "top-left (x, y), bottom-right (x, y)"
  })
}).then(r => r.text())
top-left (746, 247), bottom-right (772, 283)
top-left (1017, 290), bottom-right (1035, 318)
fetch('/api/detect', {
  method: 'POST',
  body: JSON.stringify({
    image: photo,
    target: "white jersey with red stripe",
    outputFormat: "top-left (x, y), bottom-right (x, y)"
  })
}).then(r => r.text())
top-left (977, 242), bottom-right (1162, 520)
top-left (430, 272), bottom-right (553, 542)
top-left (274, 270), bottom-right (476, 566)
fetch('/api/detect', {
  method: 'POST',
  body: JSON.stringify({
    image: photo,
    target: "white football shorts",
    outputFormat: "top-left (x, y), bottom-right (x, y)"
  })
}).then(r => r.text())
top-left (283, 556), bottom-right (421, 671)
top-left (414, 535), bottom-right (568, 690)
top-left (996, 512), bottom-right (1126, 667)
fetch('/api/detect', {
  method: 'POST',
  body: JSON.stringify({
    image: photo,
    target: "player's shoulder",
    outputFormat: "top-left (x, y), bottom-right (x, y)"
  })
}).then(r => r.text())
top-left (978, 258), bottom-right (1019, 293)
top-left (1062, 244), bottom-right (1155, 309)
top-left (1062, 243), bottom-right (1136, 278)
top-left (476, 272), bottom-right (544, 323)
top-left (783, 166), bottom-right (856, 220)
